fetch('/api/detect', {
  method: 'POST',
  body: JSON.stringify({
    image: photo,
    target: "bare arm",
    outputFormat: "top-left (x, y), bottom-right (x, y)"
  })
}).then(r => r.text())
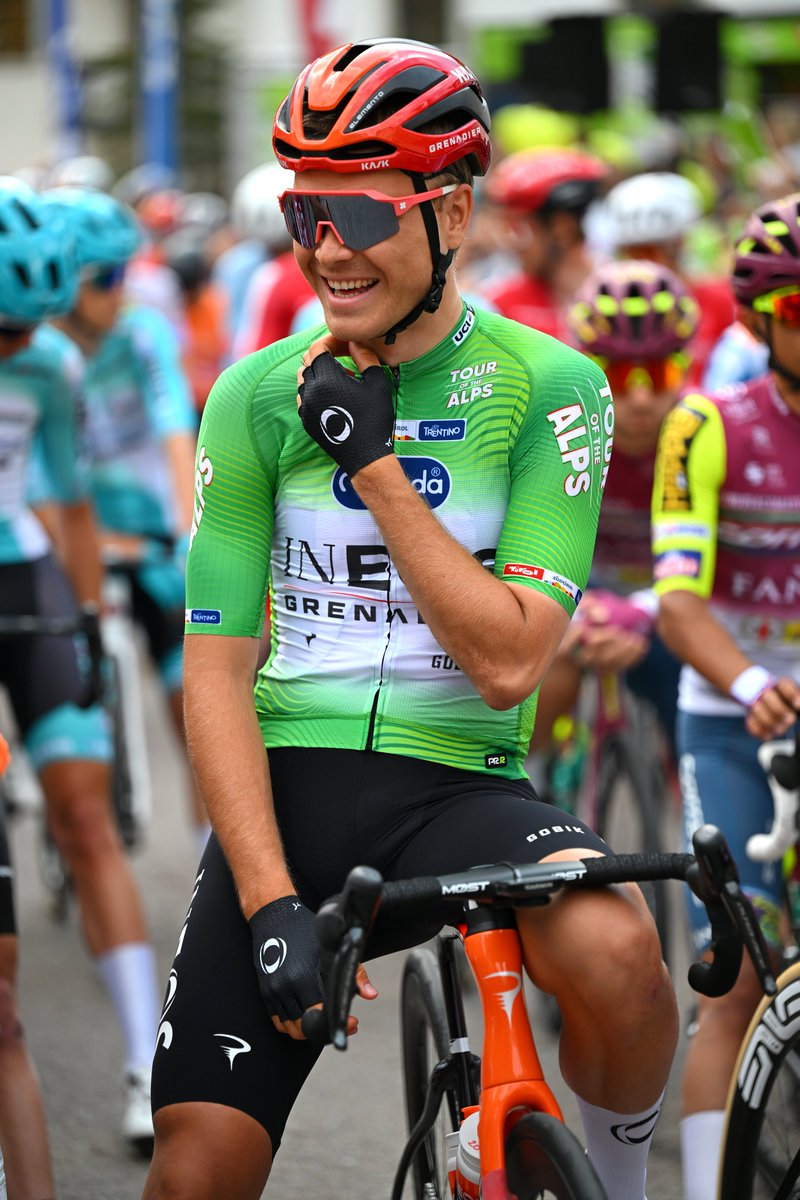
top-left (658, 589), bottom-right (800, 738)
top-left (183, 633), bottom-right (294, 917)
top-left (352, 455), bottom-right (569, 710)
top-left (59, 500), bottom-right (103, 606)
top-left (163, 430), bottom-right (197, 537)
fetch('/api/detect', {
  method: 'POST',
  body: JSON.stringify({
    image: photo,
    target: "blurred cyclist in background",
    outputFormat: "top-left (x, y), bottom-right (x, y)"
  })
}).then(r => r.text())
top-left (0, 178), bottom-right (160, 1152)
top-left (480, 147), bottom-right (607, 341)
top-left (231, 163), bottom-right (315, 357)
top-left (605, 171), bottom-right (736, 386)
top-left (531, 258), bottom-right (699, 765)
top-left (652, 191), bottom-right (800, 1200)
top-left (212, 162), bottom-right (295, 352)
top-left (43, 186), bottom-right (210, 860)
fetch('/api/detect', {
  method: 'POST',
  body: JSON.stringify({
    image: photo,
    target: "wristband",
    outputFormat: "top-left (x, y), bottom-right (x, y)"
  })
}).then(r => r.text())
top-left (729, 665), bottom-right (778, 709)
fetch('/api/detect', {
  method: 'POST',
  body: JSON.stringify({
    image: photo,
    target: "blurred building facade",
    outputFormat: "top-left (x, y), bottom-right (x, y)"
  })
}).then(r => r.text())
top-left (2, 0), bottom-right (800, 192)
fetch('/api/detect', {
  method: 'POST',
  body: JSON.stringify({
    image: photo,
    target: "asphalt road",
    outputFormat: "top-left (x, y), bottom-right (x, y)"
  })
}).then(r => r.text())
top-left (12, 665), bottom-right (693, 1199)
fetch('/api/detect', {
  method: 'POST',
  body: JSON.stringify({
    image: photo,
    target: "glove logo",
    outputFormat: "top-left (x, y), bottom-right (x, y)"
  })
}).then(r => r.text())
top-left (320, 407), bottom-right (354, 444)
top-left (259, 937), bottom-right (288, 974)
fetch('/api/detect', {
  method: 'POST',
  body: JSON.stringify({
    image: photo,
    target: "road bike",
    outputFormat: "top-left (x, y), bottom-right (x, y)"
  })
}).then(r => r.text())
top-left (717, 729), bottom-right (800, 1200)
top-left (304, 826), bottom-right (774, 1200)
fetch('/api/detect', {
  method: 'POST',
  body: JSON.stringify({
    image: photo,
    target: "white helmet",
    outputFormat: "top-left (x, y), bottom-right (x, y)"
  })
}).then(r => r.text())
top-left (47, 154), bottom-right (115, 192)
top-left (606, 172), bottom-right (702, 248)
top-left (231, 161), bottom-right (294, 245)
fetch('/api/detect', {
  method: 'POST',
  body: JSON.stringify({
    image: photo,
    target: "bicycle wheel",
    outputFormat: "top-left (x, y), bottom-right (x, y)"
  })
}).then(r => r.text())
top-left (593, 724), bottom-right (672, 964)
top-left (505, 1112), bottom-right (607, 1199)
top-left (718, 961), bottom-right (800, 1199)
top-left (401, 946), bottom-right (463, 1199)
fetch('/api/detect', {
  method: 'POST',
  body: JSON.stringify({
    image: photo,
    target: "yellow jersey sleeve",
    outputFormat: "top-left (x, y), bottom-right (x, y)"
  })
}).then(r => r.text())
top-left (651, 392), bottom-right (727, 599)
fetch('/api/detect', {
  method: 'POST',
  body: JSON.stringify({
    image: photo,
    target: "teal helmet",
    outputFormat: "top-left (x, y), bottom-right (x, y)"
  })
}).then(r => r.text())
top-left (41, 186), bottom-right (142, 267)
top-left (0, 180), bottom-right (79, 324)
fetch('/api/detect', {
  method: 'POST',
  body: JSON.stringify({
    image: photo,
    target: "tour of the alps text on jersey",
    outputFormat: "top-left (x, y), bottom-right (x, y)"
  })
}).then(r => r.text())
top-left (545, 381), bottom-right (613, 495)
top-left (190, 446), bottom-right (213, 547)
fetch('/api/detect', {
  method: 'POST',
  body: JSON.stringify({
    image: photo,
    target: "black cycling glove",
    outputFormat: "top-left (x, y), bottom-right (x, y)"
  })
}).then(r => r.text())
top-left (248, 895), bottom-right (323, 1023)
top-left (298, 353), bottom-right (394, 478)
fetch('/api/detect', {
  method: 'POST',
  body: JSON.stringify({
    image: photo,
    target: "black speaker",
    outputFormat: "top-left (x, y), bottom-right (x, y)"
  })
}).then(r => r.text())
top-left (655, 12), bottom-right (723, 112)
top-left (520, 17), bottom-right (610, 115)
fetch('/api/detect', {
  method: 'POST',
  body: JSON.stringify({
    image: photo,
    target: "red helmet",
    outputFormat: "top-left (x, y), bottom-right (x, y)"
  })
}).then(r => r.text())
top-left (568, 259), bottom-right (699, 359)
top-left (272, 38), bottom-right (491, 178)
top-left (486, 148), bottom-right (606, 215)
top-left (732, 192), bottom-right (800, 305)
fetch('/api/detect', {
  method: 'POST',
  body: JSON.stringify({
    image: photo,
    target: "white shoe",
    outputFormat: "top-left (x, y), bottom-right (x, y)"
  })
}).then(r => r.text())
top-left (123, 1067), bottom-right (154, 1156)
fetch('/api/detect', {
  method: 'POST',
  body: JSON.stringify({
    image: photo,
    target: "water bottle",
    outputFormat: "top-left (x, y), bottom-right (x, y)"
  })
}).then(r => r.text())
top-left (454, 1110), bottom-right (481, 1198)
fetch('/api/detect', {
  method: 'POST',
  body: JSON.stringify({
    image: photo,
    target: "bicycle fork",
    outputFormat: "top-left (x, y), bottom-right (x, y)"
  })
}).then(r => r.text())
top-left (462, 908), bottom-right (563, 1200)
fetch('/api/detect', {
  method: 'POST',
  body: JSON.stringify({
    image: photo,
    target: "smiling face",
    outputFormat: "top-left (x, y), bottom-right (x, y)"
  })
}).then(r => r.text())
top-left (289, 167), bottom-right (472, 359)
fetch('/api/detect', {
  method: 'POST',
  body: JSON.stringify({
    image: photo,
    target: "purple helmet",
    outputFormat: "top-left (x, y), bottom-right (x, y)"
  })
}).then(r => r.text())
top-left (732, 192), bottom-right (800, 305)
top-left (568, 259), bottom-right (699, 359)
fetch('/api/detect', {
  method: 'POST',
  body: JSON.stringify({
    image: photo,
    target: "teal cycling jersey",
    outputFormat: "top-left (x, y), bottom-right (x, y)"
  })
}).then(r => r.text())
top-left (0, 324), bottom-right (90, 564)
top-left (80, 305), bottom-right (196, 541)
top-left (185, 304), bottom-right (614, 778)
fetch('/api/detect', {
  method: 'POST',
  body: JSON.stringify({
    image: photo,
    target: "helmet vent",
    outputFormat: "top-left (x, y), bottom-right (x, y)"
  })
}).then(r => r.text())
top-left (12, 261), bottom-right (31, 289)
top-left (11, 196), bottom-right (39, 231)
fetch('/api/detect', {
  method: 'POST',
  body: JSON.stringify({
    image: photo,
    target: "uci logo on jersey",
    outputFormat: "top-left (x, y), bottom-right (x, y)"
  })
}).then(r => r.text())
top-left (333, 457), bottom-right (452, 510)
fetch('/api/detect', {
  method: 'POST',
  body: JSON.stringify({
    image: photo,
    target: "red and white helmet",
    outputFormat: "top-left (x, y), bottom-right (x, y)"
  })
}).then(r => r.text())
top-left (485, 148), bottom-right (606, 215)
top-left (273, 38), bottom-right (491, 178)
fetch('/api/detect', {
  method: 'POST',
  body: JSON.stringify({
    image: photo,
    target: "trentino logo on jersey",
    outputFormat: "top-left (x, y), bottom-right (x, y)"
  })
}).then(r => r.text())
top-left (393, 419), bottom-right (466, 443)
top-left (185, 608), bottom-right (222, 624)
top-left (333, 457), bottom-right (451, 510)
top-left (502, 564), bottom-right (583, 604)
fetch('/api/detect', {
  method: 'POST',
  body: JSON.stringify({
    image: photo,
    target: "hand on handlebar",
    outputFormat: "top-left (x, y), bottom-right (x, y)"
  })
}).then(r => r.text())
top-left (746, 676), bottom-right (800, 740)
top-left (289, 965), bottom-right (378, 1043)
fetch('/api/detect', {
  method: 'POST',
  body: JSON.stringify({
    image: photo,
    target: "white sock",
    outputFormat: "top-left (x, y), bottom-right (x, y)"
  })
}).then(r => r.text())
top-left (575, 1090), bottom-right (664, 1200)
top-left (96, 942), bottom-right (160, 1074)
top-left (680, 1110), bottom-right (725, 1200)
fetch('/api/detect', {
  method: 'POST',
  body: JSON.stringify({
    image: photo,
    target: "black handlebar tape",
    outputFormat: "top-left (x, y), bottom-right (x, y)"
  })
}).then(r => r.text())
top-left (300, 1007), bottom-right (330, 1045)
top-left (579, 853), bottom-right (694, 884)
top-left (771, 729), bottom-right (800, 790)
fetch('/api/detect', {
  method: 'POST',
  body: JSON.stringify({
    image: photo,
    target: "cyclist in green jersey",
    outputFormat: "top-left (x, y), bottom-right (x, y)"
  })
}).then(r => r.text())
top-left (143, 39), bottom-right (677, 1200)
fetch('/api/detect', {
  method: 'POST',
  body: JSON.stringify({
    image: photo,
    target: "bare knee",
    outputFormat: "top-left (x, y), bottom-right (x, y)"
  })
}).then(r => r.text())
top-left (47, 788), bottom-right (120, 863)
top-left (144, 1104), bottom-right (272, 1200)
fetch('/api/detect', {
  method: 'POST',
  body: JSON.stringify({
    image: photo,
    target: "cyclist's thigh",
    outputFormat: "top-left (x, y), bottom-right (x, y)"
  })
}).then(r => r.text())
top-left (0, 557), bottom-right (90, 728)
top-left (678, 709), bottom-right (782, 951)
top-left (150, 832), bottom-right (322, 1156)
top-left (361, 758), bottom-right (608, 958)
top-left (129, 563), bottom-right (185, 693)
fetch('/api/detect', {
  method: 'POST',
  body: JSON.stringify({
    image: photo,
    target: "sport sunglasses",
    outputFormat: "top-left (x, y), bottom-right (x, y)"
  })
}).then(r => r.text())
top-left (278, 185), bottom-right (457, 251)
top-left (82, 263), bottom-right (127, 292)
top-left (753, 286), bottom-right (800, 328)
top-left (594, 352), bottom-right (689, 393)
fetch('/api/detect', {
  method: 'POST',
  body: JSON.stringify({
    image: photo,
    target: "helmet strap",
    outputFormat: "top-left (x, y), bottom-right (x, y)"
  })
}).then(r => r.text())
top-left (763, 314), bottom-right (800, 392)
top-left (382, 173), bottom-right (454, 346)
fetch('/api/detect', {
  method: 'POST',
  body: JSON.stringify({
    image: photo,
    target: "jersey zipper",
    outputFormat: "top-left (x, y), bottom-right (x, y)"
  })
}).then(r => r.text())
top-left (364, 364), bottom-right (401, 752)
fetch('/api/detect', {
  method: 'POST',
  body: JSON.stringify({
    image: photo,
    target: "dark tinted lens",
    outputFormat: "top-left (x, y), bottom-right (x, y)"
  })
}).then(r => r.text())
top-left (85, 264), bottom-right (126, 291)
top-left (324, 194), bottom-right (399, 250)
top-left (283, 194), bottom-right (319, 248)
top-left (283, 193), bottom-right (399, 251)
top-left (775, 292), bottom-right (800, 327)
top-left (604, 359), bottom-right (671, 391)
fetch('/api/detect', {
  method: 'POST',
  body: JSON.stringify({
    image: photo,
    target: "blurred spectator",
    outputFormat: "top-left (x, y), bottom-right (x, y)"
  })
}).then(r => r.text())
top-left (162, 229), bottom-right (228, 412)
top-left (605, 171), bottom-right (736, 385)
top-left (479, 148), bottom-right (607, 341)
top-left (47, 154), bottom-right (114, 192)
